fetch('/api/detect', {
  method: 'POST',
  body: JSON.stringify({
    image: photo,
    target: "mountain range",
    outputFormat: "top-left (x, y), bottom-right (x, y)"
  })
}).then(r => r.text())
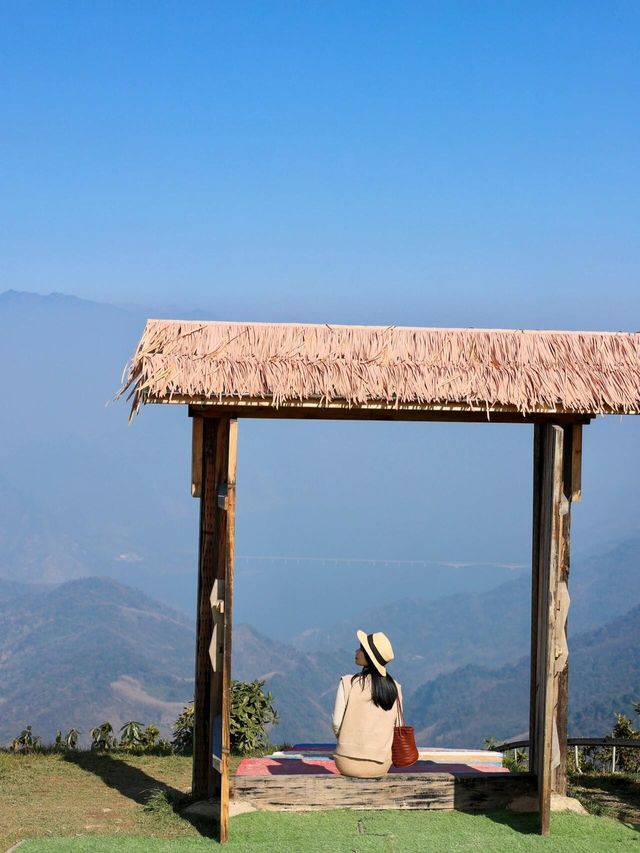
top-left (0, 289), bottom-right (638, 749)
top-left (0, 577), bottom-right (194, 744)
top-left (1, 541), bottom-right (638, 748)
top-left (411, 602), bottom-right (640, 746)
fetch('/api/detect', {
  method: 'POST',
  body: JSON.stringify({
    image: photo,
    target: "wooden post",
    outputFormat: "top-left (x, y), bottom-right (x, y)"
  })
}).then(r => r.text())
top-left (192, 416), bottom-right (218, 801)
top-left (529, 423), bottom-right (578, 834)
top-left (210, 418), bottom-right (237, 843)
top-left (553, 425), bottom-right (577, 796)
top-left (191, 416), bottom-right (203, 498)
top-left (192, 416), bottom-right (238, 844)
top-left (528, 424), bottom-right (543, 775)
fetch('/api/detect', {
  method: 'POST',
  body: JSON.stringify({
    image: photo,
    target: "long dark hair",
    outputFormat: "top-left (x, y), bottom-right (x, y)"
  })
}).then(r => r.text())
top-left (352, 645), bottom-right (398, 711)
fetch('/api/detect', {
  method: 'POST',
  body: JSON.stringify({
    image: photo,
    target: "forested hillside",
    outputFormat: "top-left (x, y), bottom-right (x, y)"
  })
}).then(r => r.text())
top-left (0, 577), bottom-right (194, 744)
top-left (409, 603), bottom-right (640, 746)
top-left (2, 570), bottom-right (639, 749)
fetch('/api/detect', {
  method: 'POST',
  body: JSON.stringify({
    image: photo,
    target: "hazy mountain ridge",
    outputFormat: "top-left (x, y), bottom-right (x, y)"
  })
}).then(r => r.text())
top-left (2, 563), bottom-right (639, 748)
top-left (291, 534), bottom-right (640, 693)
top-left (0, 288), bottom-right (638, 748)
top-left (409, 602), bottom-right (640, 747)
top-left (0, 577), bottom-right (195, 744)
top-left (0, 576), bottom-right (343, 746)
top-left (234, 623), bottom-right (345, 744)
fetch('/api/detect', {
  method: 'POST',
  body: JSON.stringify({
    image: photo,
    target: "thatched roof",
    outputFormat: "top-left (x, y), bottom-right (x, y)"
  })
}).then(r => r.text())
top-left (119, 320), bottom-right (640, 419)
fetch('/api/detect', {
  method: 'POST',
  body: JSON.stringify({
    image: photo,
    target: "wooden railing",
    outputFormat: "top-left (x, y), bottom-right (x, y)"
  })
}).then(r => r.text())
top-left (494, 737), bottom-right (640, 773)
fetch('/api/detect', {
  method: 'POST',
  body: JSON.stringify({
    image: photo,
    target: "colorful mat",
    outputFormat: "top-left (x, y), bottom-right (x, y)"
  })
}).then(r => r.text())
top-left (236, 755), bottom-right (509, 777)
top-left (277, 744), bottom-right (504, 766)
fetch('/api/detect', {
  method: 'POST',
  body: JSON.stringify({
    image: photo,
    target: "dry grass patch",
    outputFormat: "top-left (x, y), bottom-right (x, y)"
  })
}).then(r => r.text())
top-left (0, 752), bottom-right (197, 849)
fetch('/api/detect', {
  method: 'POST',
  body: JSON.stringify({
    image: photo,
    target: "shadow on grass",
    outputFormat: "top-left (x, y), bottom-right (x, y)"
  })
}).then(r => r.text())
top-left (62, 751), bottom-right (216, 839)
top-left (481, 809), bottom-right (540, 834)
top-left (451, 773), bottom-right (540, 835)
top-left (569, 773), bottom-right (640, 829)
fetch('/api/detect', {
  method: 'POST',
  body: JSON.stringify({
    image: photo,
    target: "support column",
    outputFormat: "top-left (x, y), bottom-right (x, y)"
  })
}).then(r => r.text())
top-left (191, 416), bottom-right (238, 844)
top-left (529, 423), bottom-right (578, 834)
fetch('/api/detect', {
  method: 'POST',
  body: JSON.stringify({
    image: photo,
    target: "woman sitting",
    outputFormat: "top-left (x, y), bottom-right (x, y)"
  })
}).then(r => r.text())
top-left (332, 630), bottom-right (402, 778)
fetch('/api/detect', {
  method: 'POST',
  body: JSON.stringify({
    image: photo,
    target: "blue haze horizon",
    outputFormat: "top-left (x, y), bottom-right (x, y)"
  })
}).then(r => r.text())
top-left (2, 3), bottom-right (640, 641)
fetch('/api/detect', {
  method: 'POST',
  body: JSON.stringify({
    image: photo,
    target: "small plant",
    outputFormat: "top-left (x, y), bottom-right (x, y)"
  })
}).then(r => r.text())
top-left (172, 703), bottom-right (194, 755)
top-left (141, 724), bottom-right (160, 748)
top-left (117, 721), bottom-right (172, 754)
top-left (503, 749), bottom-right (528, 772)
top-left (171, 682), bottom-right (278, 756)
top-left (484, 735), bottom-right (527, 771)
top-left (609, 709), bottom-right (640, 773)
top-left (10, 725), bottom-right (41, 753)
top-left (90, 721), bottom-right (117, 751)
top-left (54, 728), bottom-right (81, 751)
top-left (65, 728), bottom-right (81, 749)
top-left (143, 787), bottom-right (174, 814)
top-left (119, 720), bottom-right (145, 751)
top-left (230, 679), bottom-right (279, 754)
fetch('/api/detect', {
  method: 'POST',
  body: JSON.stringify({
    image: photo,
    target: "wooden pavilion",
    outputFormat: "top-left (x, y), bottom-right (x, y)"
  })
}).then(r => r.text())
top-left (120, 320), bottom-right (640, 842)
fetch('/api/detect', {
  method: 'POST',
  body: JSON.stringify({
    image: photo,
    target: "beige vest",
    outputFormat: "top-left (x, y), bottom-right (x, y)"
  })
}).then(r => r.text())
top-left (335, 674), bottom-right (402, 763)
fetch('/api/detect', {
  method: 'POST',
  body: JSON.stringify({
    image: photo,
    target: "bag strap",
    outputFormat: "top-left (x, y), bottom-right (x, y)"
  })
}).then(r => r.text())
top-left (395, 691), bottom-right (405, 727)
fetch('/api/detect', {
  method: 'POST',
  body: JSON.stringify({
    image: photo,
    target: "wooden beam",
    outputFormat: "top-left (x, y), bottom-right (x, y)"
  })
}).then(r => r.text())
top-left (552, 425), bottom-right (577, 795)
top-left (191, 415), bottom-right (203, 498)
top-left (192, 417), bottom-right (218, 799)
top-left (221, 419), bottom-right (237, 843)
top-left (232, 772), bottom-right (536, 812)
top-left (570, 424), bottom-right (582, 502)
top-left (202, 417), bottom-right (237, 844)
top-left (187, 401), bottom-right (592, 426)
top-left (531, 423), bottom-right (577, 834)
top-left (192, 414), bottom-right (238, 841)
top-left (528, 424), bottom-right (543, 775)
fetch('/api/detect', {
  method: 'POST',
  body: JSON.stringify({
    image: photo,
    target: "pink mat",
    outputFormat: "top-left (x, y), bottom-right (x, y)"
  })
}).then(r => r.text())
top-left (235, 757), bottom-right (510, 776)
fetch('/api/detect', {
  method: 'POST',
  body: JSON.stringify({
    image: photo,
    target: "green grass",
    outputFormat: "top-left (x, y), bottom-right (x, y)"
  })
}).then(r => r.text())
top-left (2, 753), bottom-right (638, 852)
top-left (14, 810), bottom-right (640, 852)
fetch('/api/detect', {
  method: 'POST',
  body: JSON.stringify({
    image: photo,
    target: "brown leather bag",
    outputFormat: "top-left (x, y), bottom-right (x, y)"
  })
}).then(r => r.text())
top-left (392, 695), bottom-right (419, 767)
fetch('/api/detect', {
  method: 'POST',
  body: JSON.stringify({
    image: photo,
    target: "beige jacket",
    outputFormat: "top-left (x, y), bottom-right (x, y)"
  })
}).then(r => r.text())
top-left (333, 673), bottom-right (402, 763)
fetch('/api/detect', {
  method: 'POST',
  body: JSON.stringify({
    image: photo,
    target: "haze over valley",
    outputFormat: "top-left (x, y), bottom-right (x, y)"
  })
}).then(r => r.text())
top-left (1, 291), bottom-right (639, 748)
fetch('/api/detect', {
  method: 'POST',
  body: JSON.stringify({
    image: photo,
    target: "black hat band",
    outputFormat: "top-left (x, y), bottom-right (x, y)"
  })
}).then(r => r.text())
top-left (366, 633), bottom-right (387, 669)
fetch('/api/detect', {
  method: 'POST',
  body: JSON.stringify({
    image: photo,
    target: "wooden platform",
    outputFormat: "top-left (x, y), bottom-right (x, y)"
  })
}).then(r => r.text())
top-left (231, 772), bottom-right (537, 812)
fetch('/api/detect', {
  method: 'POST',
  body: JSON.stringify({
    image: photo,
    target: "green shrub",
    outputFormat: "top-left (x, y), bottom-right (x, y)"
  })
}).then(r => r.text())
top-left (170, 682), bottom-right (278, 757)
top-left (172, 703), bottom-right (194, 755)
top-left (119, 720), bottom-right (145, 751)
top-left (9, 725), bottom-right (41, 753)
top-left (230, 679), bottom-right (279, 754)
top-left (90, 721), bottom-right (117, 751)
top-left (53, 728), bottom-right (81, 751)
top-left (609, 710), bottom-right (640, 772)
top-left (109, 721), bottom-right (171, 754)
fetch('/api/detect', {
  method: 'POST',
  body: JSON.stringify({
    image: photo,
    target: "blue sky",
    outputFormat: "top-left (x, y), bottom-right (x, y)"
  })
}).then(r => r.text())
top-left (1, 3), bottom-right (640, 635)
top-left (2, 1), bottom-right (639, 329)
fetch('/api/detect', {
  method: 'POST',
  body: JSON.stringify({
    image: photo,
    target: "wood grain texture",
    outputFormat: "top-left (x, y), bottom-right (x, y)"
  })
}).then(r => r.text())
top-left (534, 424), bottom-right (565, 835)
top-left (192, 417), bottom-right (218, 800)
top-left (209, 419), bottom-right (230, 822)
top-left (570, 424), bottom-right (582, 502)
top-left (219, 418), bottom-right (238, 844)
top-left (552, 425), bottom-right (577, 795)
top-left (188, 402), bottom-right (592, 425)
top-left (529, 424), bottom-right (543, 775)
top-left (231, 773), bottom-right (536, 812)
top-left (191, 415), bottom-right (203, 498)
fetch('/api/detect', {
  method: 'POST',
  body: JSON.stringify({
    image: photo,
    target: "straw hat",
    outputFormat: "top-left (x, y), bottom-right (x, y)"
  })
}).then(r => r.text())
top-left (357, 630), bottom-right (394, 677)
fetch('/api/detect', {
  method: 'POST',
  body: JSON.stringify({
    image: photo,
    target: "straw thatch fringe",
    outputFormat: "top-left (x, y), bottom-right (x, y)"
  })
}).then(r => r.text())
top-left (118, 320), bottom-right (640, 418)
